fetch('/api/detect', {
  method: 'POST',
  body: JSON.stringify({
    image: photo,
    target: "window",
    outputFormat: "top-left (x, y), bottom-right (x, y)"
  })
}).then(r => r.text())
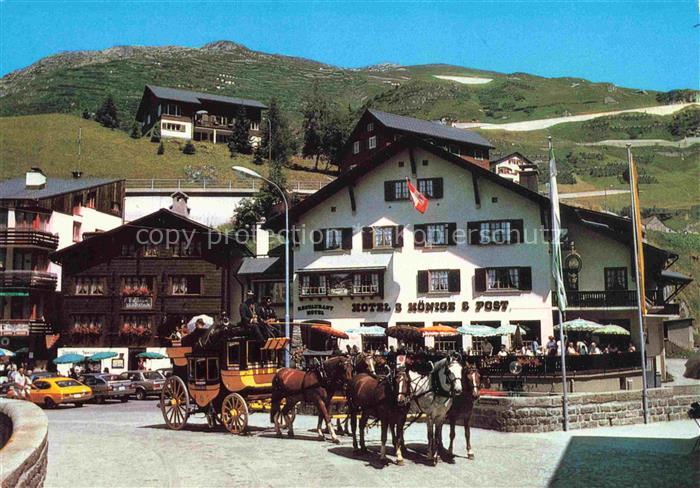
top-left (299, 272), bottom-right (382, 297)
top-left (121, 277), bottom-right (154, 296)
top-left (422, 159), bottom-right (429, 166)
top-left (328, 272), bottom-right (354, 296)
top-left (194, 358), bottom-right (206, 381)
top-left (227, 342), bottom-right (241, 366)
top-left (170, 276), bottom-right (202, 295)
top-left (474, 149), bottom-right (484, 160)
top-left (426, 224), bottom-right (447, 246)
top-left (250, 120), bottom-right (260, 131)
top-left (474, 267), bottom-right (532, 292)
top-left (605, 268), bottom-right (628, 291)
top-left (414, 223), bottom-right (456, 247)
top-left (72, 222), bottom-right (81, 242)
top-left (254, 281), bottom-right (285, 304)
top-left (71, 314), bottom-right (104, 333)
top-left (75, 277), bottom-right (106, 295)
top-left (468, 220), bottom-right (523, 245)
top-left (163, 103), bottom-right (181, 116)
top-left (362, 226), bottom-right (403, 250)
top-left (449, 144), bottom-right (460, 155)
top-left (207, 358), bottom-right (219, 381)
top-left (313, 228), bottom-right (352, 251)
top-left (72, 196), bottom-right (83, 215)
top-left (368, 136), bottom-right (377, 149)
top-left (162, 122), bottom-right (185, 132)
top-left (417, 178), bottom-right (443, 199)
top-left (121, 315), bottom-right (152, 333)
top-left (384, 180), bottom-right (409, 201)
top-left (171, 239), bottom-right (202, 257)
top-left (374, 227), bottom-right (393, 248)
top-left (300, 274), bottom-right (328, 296)
top-left (353, 273), bottom-right (380, 295)
top-left (86, 191), bottom-right (96, 209)
top-left (111, 201), bottom-right (122, 214)
top-left (417, 270), bottom-right (460, 293)
top-left (367, 122), bottom-right (374, 132)
top-left (353, 141), bottom-right (360, 154)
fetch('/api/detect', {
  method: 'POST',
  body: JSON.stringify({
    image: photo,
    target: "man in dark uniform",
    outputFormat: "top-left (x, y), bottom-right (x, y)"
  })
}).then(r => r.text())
top-left (239, 291), bottom-right (266, 342)
top-left (257, 296), bottom-right (280, 337)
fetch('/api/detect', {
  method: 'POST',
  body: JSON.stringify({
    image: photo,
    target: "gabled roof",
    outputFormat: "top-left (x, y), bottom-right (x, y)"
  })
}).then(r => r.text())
top-left (368, 109), bottom-right (494, 149)
top-left (146, 85), bottom-right (267, 109)
top-left (51, 208), bottom-right (252, 264)
top-left (0, 177), bottom-right (121, 200)
top-left (265, 135), bottom-right (547, 230)
top-left (489, 151), bottom-right (535, 167)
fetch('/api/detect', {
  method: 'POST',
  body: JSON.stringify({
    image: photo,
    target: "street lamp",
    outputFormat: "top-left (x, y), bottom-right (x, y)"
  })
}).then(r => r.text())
top-left (232, 165), bottom-right (291, 367)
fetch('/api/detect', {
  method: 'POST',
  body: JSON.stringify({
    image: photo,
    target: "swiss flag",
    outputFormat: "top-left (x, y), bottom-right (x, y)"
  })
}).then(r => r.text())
top-left (406, 177), bottom-right (428, 214)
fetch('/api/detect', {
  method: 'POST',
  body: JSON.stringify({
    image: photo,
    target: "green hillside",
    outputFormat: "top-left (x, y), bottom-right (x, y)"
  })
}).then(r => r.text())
top-left (0, 41), bottom-right (673, 125)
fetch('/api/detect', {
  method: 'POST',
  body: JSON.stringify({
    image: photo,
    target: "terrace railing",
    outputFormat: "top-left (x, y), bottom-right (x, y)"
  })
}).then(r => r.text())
top-left (561, 289), bottom-right (666, 308)
top-left (0, 229), bottom-right (59, 250)
top-left (125, 178), bottom-right (329, 193)
top-left (0, 271), bottom-right (58, 290)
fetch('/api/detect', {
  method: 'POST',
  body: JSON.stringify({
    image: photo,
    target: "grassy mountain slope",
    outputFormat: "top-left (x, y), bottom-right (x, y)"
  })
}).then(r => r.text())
top-left (0, 41), bottom-right (666, 125)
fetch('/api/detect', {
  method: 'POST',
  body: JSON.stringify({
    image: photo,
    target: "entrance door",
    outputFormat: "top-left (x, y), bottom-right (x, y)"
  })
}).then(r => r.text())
top-left (129, 348), bottom-right (146, 370)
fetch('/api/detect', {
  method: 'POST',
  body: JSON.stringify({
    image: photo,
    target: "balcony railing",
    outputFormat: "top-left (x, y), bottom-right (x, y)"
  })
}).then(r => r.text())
top-left (561, 289), bottom-right (665, 308)
top-left (0, 319), bottom-right (50, 336)
top-left (125, 178), bottom-right (329, 193)
top-left (0, 271), bottom-right (58, 290)
top-left (0, 229), bottom-right (59, 250)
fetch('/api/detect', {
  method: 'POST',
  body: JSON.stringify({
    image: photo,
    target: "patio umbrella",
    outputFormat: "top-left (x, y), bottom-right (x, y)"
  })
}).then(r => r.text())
top-left (345, 326), bottom-right (386, 336)
top-left (88, 351), bottom-right (118, 362)
top-left (385, 325), bottom-right (423, 342)
top-left (554, 317), bottom-right (604, 333)
top-left (0, 348), bottom-right (15, 358)
top-left (595, 324), bottom-right (631, 336)
top-left (310, 325), bottom-right (349, 340)
top-left (53, 353), bottom-right (86, 365)
top-left (187, 314), bottom-right (214, 333)
top-left (14, 347), bottom-right (29, 355)
top-left (419, 325), bottom-right (459, 337)
top-left (457, 325), bottom-right (499, 337)
top-left (136, 351), bottom-right (167, 360)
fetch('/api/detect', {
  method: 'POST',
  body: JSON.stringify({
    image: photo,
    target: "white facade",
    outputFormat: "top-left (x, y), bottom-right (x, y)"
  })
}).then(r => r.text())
top-left (291, 145), bottom-right (554, 350)
top-left (491, 153), bottom-right (531, 184)
top-left (160, 118), bottom-right (193, 140)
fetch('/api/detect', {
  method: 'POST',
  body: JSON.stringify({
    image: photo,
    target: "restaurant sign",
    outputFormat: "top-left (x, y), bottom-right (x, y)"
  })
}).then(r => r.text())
top-left (123, 296), bottom-right (153, 310)
top-left (0, 322), bottom-right (30, 336)
top-left (351, 300), bottom-right (509, 314)
top-left (297, 304), bottom-right (335, 316)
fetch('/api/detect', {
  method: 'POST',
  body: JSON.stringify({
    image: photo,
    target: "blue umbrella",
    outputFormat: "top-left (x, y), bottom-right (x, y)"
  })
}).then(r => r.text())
top-left (0, 348), bottom-right (15, 358)
top-left (53, 353), bottom-right (86, 365)
top-left (345, 326), bottom-right (386, 337)
top-left (88, 351), bottom-right (118, 362)
top-left (457, 325), bottom-right (499, 337)
top-left (136, 351), bottom-right (166, 360)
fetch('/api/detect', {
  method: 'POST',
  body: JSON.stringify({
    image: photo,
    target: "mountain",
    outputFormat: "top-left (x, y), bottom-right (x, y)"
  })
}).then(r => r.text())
top-left (0, 40), bottom-right (670, 124)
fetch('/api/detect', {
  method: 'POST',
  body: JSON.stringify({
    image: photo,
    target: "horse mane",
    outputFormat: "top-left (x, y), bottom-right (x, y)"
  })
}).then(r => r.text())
top-left (432, 357), bottom-right (448, 371)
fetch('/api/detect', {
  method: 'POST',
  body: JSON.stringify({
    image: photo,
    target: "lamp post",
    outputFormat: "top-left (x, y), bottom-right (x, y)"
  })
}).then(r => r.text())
top-left (232, 165), bottom-right (291, 367)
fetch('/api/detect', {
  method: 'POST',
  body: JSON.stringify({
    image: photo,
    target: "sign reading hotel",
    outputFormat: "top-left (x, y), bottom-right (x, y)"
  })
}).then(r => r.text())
top-left (349, 300), bottom-right (509, 313)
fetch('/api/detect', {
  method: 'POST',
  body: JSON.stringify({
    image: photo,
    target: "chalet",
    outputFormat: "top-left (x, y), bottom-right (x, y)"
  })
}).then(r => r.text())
top-left (135, 85), bottom-right (266, 145)
top-left (340, 109), bottom-right (494, 172)
top-left (265, 136), bottom-right (691, 380)
top-left (0, 169), bottom-right (124, 366)
top-left (50, 207), bottom-right (250, 372)
top-left (490, 152), bottom-right (540, 190)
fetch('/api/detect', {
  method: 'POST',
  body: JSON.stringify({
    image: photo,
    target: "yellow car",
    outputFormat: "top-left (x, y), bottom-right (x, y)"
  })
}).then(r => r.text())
top-left (30, 377), bottom-right (93, 408)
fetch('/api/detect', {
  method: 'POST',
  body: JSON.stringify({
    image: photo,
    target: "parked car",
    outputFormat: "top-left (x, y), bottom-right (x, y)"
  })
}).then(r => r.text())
top-left (118, 370), bottom-right (166, 400)
top-left (29, 377), bottom-right (92, 408)
top-left (79, 374), bottom-right (134, 403)
top-left (157, 368), bottom-right (173, 378)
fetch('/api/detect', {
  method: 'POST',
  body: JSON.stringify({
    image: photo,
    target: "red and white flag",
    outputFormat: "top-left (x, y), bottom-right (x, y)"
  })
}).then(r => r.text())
top-left (406, 177), bottom-right (428, 214)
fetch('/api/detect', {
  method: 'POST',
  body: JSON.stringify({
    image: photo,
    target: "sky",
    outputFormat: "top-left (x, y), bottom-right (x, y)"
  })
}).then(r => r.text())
top-left (0, 1), bottom-right (698, 91)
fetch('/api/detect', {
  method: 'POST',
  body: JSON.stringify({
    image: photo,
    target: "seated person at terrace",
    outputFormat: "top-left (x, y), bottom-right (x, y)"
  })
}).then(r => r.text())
top-left (239, 291), bottom-right (268, 342)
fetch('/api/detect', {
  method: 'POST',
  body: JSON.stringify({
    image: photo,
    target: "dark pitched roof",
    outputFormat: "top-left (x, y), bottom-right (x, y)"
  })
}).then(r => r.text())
top-left (489, 151), bottom-right (535, 167)
top-left (368, 109), bottom-right (494, 149)
top-left (238, 257), bottom-right (280, 275)
top-left (51, 208), bottom-right (252, 263)
top-left (146, 85), bottom-right (267, 109)
top-left (0, 177), bottom-right (121, 200)
top-left (265, 135), bottom-right (547, 230)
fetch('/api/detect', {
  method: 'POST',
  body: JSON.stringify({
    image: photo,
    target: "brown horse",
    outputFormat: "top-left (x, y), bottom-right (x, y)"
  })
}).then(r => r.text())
top-left (270, 355), bottom-right (353, 443)
top-left (347, 370), bottom-right (411, 465)
top-left (439, 364), bottom-right (481, 459)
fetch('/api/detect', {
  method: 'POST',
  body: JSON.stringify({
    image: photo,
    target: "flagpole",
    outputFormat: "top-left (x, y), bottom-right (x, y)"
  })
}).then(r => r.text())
top-left (548, 136), bottom-right (569, 431)
top-left (626, 144), bottom-right (650, 424)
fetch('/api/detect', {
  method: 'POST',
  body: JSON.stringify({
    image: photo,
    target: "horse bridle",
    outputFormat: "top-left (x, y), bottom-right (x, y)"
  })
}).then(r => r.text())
top-left (441, 359), bottom-right (460, 397)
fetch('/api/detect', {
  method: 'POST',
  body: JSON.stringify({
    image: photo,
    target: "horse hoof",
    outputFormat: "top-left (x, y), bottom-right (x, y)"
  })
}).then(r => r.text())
top-left (332, 438), bottom-right (340, 445)
top-left (288, 432), bottom-right (295, 438)
top-left (276, 432), bottom-right (282, 438)
top-left (396, 460), bottom-right (405, 466)
top-left (468, 454), bottom-right (475, 460)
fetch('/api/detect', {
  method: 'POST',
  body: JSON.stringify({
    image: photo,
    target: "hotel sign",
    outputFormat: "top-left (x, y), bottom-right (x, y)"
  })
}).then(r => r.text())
top-left (0, 322), bottom-right (30, 336)
top-left (123, 296), bottom-right (153, 310)
top-left (351, 300), bottom-right (509, 314)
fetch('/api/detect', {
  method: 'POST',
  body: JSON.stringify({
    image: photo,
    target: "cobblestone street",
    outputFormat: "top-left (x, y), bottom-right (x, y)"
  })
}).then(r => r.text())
top-left (44, 400), bottom-right (698, 487)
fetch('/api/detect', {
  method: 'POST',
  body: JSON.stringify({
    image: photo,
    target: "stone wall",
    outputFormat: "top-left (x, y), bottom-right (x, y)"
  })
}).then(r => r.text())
top-left (0, 400), bottom-right (48, 488)
top-left (472, 384), bottom-right (700, 433)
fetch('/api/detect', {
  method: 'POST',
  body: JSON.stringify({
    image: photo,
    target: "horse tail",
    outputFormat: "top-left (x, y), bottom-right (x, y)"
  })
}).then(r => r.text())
top-left (270, 372), bottom-right (283, 423)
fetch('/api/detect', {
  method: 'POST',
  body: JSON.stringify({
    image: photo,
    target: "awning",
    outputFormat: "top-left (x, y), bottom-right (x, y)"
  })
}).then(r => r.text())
top-left (238, 257), bottom-right (280, 276)
top-left (298, 254), bottom-right (391, 273)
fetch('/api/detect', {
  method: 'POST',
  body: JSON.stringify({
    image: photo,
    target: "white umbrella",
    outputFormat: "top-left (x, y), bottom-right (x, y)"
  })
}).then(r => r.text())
top-left (187, 314), bottom-right (214, 333)
top-left (457, 325), bottom-right (499, 337)
top-left (345, 326), bottom-right (387, 337)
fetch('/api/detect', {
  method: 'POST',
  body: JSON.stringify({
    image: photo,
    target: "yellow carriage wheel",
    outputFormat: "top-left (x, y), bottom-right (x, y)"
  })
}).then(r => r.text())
top-left (221, 393), bottom-right (249, 435)
top-left (160, 376), bottom-right (189, 430)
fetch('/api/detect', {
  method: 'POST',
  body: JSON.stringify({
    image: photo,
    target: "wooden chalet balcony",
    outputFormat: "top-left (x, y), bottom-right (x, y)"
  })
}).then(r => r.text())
top-left (0, 229), bottom-right (59, 250)
top-left (194, 119), bottom-right (233, 131)
top-left (561, 289), bottom-right (666, 309)
top-left (0, 319), bottom-right (51, 336)
top-left (0, 271), bottom-right (58, 290)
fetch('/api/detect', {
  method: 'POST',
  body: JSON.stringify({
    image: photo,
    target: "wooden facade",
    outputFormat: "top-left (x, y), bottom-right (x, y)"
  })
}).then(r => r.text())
top-left (51, 209), bottom-right (250, 349)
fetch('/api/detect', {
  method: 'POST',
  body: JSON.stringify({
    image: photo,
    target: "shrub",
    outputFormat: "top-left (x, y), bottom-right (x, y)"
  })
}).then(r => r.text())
top-left (130, 122), bottom-right (141, 139)
top-left (183, 142), bottom-right (196, 155)
top-left (157, 142), bottom-right (165, 155)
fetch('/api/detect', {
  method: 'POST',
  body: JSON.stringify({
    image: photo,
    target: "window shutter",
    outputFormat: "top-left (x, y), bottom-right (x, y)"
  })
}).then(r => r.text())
top-left (446, 222), bottom-right (457, 246)
top-left (474, 268), bottom-right (486, 293)
top-left (417, 271), bottom-right (429, 293)
top-left (448, 270), bottom-right (461, 292)
top-left (384, 181), bottom-right (395, 202)
top-left (413, 224), bottom-right (426, 248)
top-left (432, 178), bottom-right (444, 199)
top-left (519, 267), bottom-right (532, 291)
top-left (467, 221), bottom-right (481, 245)
top-left (394, 225), bottom-right (404, 248)
top-left (511, 220), bottom-right (524, 244)
top-left (362, 227), bottom-right (373, 250)
top-left (312, 230), bottom-right (324, 251)
top-left (341, 228), bottom-right (353, 250)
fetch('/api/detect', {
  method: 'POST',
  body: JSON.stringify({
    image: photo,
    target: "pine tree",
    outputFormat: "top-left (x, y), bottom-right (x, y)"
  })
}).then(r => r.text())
top-left (230, 159), bottom-right (288, 231)
top-left (82, 109), bottom-right (91, 120)
top-left (150, 123), bottom-right (161, 143)
top-left (130, 122), bottom-right (141, 139)
top-left (157, 142), bottom-right (165, 155)
top-left (228, 105), bottom-right (252, 157)
top-left (301, 82), bottom-right (326, 168)
top-left (259, 97), bottom-right (295, 166)
top-left (95, 96), bottom-right (120, 129)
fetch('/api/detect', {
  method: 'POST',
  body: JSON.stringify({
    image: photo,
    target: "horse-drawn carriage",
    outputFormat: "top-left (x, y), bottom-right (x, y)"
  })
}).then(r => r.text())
top-left (160, 323), bottom-right (290, 434)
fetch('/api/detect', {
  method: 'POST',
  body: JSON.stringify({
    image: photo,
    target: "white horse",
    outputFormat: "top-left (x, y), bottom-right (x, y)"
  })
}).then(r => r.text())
top-left (408, 356), bottom-right (463, 465)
